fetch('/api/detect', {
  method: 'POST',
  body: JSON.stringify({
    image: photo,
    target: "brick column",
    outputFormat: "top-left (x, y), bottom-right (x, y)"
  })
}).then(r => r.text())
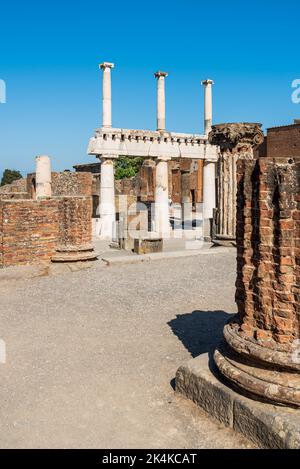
top-left (214, 157), bottom-right (300, 407)
top-left (209, 123), bottom-right (264, 246)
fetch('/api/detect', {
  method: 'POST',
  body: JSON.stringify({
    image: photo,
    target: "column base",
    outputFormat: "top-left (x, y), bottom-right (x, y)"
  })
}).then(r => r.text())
top-left (214, 341), bottom-right (300, 408)
top-left (212, 234), bottom-right (236, 247)
top-left (52, 244), bottom-right (97, 262)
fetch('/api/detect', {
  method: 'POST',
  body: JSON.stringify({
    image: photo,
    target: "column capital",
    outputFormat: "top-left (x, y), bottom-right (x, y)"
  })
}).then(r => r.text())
top-left (99, 62), bottom-right (115, 70)
top-left (209, 122), bottom-right (264, 153)
top-left (201, 79), bottom-right (214, 86)
top-left (154, 71), bottom-right (168, 78)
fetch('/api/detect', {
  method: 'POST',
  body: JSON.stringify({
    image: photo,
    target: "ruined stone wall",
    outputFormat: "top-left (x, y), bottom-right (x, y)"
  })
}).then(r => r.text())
top-left (236, 157), bottom-right (300, 346)
top-left (26, 171), bottom-right (93, 198)
top-left (0, 196), bottom-right (92, 267)
top-left (56, 197), bottom-right (92, 248)
top-left (0, 178), bottom-right (27, 194)
top-left (0, 199), bottom-right (59, 267)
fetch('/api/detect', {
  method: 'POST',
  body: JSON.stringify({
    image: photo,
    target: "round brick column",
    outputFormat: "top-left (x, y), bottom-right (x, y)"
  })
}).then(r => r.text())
top-left (214, 156), bottom-right (300, 407)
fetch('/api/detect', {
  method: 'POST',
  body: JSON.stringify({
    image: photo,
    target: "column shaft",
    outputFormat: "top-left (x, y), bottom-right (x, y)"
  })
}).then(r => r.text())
top-left (202, 160), bottom-right (216, 239)
top-left (155, 71), bottom-right (168, 131)
top-left (99, 62), bottom-right (114, 128)
top-left (35, 155), bottom-right (52, 198)
top-left (99, 157), bottom-right (116, 240)
top-left (155, 159), bottom-right (170, 237)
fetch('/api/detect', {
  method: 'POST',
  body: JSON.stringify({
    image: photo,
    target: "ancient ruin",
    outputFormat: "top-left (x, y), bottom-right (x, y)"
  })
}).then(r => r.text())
top-left (214, 155), bottom-right (300, 407)
top-left (0, 156), bottom-right (96, 267)
top-left (209, 123), bottom-right (264, 246)
top-left (87, 62), bottom-right (218, 241)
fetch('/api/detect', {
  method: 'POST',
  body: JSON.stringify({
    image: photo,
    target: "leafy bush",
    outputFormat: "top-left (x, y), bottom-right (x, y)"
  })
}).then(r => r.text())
top-left (0, 169), bottom-right (23, 186)
top-left (115, 157), bottom-right (144, 180)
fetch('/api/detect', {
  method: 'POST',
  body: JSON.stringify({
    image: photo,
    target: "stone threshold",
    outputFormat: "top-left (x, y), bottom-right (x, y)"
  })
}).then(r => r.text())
top-left (175, 352), bottom-right (300, 449)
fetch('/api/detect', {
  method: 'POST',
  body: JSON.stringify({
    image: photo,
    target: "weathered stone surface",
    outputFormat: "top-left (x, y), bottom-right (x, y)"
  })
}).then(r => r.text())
top-left (133, 238), bottom-right (163, 255)
top-left (176, 353), bottom-right (300, 448)
top-left (209, 123), bottom-right (264, 242)
top-left (214, 157), bottom-right (300, 407)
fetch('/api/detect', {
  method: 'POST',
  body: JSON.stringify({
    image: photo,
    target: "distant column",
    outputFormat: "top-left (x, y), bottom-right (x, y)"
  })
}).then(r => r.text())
top-left (100, 62), bottom-right (114, 128)
top-left (155, 158), bottom-right (170, 237)
top-left (99, 156), bottom-right (116, 240)
top-left (35, 155), bottom-right (52, 198)
top-left (154, 71), bottom-right (168, 131)
top-left (201, 79), bottom-right (214, 136)
top-left (202, 160), bottom-right (216, 239)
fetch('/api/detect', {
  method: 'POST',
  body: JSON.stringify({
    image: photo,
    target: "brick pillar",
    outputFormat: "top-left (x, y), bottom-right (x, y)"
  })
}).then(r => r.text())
top-left (51, 197), bottom-right (97, 262)
top-left (209, 123), bottom-right (264, 246)
top-left (214, 157), bottom-right (300, 407)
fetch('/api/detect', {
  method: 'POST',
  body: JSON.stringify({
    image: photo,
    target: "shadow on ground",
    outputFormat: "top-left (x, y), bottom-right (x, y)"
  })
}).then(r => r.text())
top-left (168, 310), bottom-right (235, 358)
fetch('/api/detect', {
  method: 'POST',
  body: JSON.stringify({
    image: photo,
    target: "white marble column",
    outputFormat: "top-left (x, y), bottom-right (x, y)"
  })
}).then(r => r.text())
top-left (154, 71), bottom-right (168, 131)
top-left (155, 158), bottom-right (170, 237)
top-left (99, 156), bottom-right (116, 240)
top-left (35, 155), bottom-right (52, 198)
top-left (202, 160), bottom-right (216, 239)
top-left (99, 62), bottom-right (114, 128)
top-left (201, 79), bottom-right (214, 136)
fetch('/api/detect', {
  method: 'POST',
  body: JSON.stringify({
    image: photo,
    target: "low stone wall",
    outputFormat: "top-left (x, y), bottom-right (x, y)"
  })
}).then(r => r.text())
top-left (236, 157), bottom-right (300, 345)
top-left (0, 196), bottom-right (92, 267)
top-left (0, 199), bottom-right (59, 266)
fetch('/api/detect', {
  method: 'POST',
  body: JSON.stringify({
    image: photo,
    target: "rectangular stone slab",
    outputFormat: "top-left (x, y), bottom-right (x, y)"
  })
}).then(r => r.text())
top-left (176, 353), bottom-right (300, 449)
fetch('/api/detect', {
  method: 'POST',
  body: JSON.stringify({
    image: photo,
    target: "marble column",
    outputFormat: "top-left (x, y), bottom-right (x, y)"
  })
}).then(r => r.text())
top-left (154, 71), bottom-right (168, 131)
top-left (202, 160), bottom-right (216, 240)
top-left (155, 158), bottom-right (170, 237)
top-left (100, 62), bottom-right (114, 128)
top-left (201, 79), bottom-right (214, 136)
top-left (35, 155), bottom-right (52, 198)
top-left (209, 123), bottom-right (264, 246)
top-left (99, 156), bottom-right (116, 240)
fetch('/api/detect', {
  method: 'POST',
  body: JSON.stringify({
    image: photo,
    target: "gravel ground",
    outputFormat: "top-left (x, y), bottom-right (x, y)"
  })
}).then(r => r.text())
top-left (0, 251), bottom-right (254, 448)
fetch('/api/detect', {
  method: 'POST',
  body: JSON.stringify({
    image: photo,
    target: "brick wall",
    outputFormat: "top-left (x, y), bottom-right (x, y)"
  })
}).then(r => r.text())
top-left (266, 124), bottom-right (300, 158)
top-left (0, 196), bottom-right (93, 267)
top-left (57, 197), bottom-right (92, 248)
top-left (0, 199), bottom-right (59, 266)
top-left (236, 157), bottom-right (300, 345)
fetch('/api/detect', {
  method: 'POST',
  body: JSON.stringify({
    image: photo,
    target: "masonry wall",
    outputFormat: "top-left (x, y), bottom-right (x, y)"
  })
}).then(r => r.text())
top-left (57, 197), bottom-right (92, 248)
top-left (0, 196), bottom-right (92, 267)
top-left (235, 157), bottom-right (300, 345)
top-left (0, 199), bottom-right (59, 267)
top-left (266, 124), bottom-right (300, 158)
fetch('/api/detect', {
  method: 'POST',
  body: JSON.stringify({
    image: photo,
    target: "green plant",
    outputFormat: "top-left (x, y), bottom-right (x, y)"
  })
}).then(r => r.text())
top-left (0, 169), bottom-right (23, 186)
top-left (115, 157), bottom-right (144, 180)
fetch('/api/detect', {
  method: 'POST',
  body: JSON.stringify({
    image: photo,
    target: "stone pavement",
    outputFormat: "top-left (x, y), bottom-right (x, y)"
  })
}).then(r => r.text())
top-left (0, 248), bottom-right (254, 448)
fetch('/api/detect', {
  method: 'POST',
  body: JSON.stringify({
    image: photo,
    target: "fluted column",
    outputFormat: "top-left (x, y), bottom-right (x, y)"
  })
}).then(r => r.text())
top-left (209, 123), bottom-right (264, 246)
top-left (99, 156), bottom-right (116, 240)
top-left (100, 62), bottom-right (114, 128)
top-left (154, 71), bottom-right (168, 131)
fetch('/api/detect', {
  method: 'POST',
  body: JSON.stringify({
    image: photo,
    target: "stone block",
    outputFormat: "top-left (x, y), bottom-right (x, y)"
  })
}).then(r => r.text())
top-left (133, 238), bottom-right (163, 255)
top-left (176, 352), bottom-right (300, 449)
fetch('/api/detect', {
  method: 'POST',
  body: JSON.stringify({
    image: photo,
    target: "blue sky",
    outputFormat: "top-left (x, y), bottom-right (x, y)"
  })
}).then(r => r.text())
top-left (0, 0), bottom-right (299, 177)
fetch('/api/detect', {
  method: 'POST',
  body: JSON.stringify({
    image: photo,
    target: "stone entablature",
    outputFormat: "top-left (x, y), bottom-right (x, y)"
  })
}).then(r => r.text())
top-left (88, 128), bottom-right (218, 162)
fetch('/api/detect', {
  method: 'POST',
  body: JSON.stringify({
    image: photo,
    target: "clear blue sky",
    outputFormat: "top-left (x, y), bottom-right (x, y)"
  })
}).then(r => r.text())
top-left (0, 0), bottom-right (299, 177)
